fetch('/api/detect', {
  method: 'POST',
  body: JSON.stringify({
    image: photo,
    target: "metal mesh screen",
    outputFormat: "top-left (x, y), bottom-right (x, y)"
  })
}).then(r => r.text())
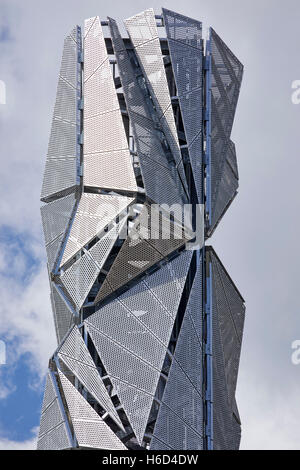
top-left (58, 370), bottom-right (126, 450)
top-left (41, 26), bottom-right (81, 200)
top-left (58, 326), bottom-right (123, 429)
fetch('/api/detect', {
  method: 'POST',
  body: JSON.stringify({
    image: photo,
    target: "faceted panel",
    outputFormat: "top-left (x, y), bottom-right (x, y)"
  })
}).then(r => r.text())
top-left (209, 248), bottom-right (245, 450)
top-left (60, 220), bottom-right (126, 310)
top-left (124, 8), bottom-right (158, 47)
top-left (58, 371), bottom-right (126, 450)
top-left (211, 141), bottom-right (239, 233)
top-left (108, 17), bottom-right (188, 206)
top-left (58, 326), bottom-right (124, 429)
top-left (207, 27), bottom-right (243, 235)
top-left (162, 8), bottom-right (202, 48)
top-left (37, 372), bottom-right (72, 450)
top-left (41, 193), bottom-right (76, 246)
top-left (41, 26), bottom-right (81, 200)
top-left (95, 204), bottom-right (190, 303)
top-left (84, 150), bottom-right (137, 192)
top-left (87, 249), bottom-right (192, 445)
top-left (86, 301), bottom-right (167, 370)
top-left (60, 193), bottom-right (134, 267)
top-left (50, 282), bottom-right (74, 344)
top-left (151, 401), bottom-right (203, 450)
top-left (86, 323), bottom-right (159, 445)
top-left (125, 10), bottom-right (185, 186)
top-left (83, 17), bottom-right (137, 193)
top-left (45, 233), bottom-right (64, 273)
top-left (211, 250), bottom-right (244, 406)
top-left (143, 250), bottom-right (193, 319)
top-left (162, 10), bottom-right (203, 203)
top-left (37, 422), bottom-right (72, 450)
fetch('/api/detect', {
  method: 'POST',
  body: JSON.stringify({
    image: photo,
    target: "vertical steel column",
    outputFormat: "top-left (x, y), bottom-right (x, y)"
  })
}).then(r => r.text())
top-left (204, 31), bottom-right (213, 450)
top-left (204, 33), bottom-right (212, 228)
top-left (204, 252), bottom-right (213, 449)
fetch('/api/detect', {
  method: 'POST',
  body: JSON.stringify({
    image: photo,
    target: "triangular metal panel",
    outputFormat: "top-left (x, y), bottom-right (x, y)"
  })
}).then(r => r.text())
top-left (58, 326), bottom-right (124, 430)
top-left (37, 372), bottom-right (72, 450)
top-left (125, 10), bottom-right (186, 188)
top-left (83, 17), bottom-right (137, 193)
top-left (162, 9), bottom-right (202, 48)
top-left (211, 250), bottom-right (244, 406)
top-left (58, 370), bottom-right (126, 450)
top-left (60, 219), bottom-right (127, 310)
top-left (108, 17), bottom-right (188, 207)
top-left (60, 193), bottom-right (134, 267)
top-left (41, 193), bottom-right (76, 246)
top-left (85, 322), bottom-right (160, 445)
top-left (87, 249), bottom-right (192, 444)
top-left (95, 204), bottom-right (190, 303)
top-left (41, 26), bottom-right (81, 201)
top-left (50, 282), bottom-right (74, 344)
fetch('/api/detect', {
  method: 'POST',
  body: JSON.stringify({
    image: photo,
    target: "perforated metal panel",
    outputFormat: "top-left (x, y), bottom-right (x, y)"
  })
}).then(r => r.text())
top-left (41, 26), bottom-right (81, 200)
top-left (87, 249), bottom-right (192, 444)
top-left (125, 10), bottom-right (187, 190)
top-left (143, 249), bottom-right (193, 319)
top-left (37, 372), bottom-right (72, 450)
top-left (211, 141), bottom-right (239, 231)
top-left (83, 17), bottom-right (137, 193)
top-left (41, 193), bottom-right (76, 246)
top-left (60, 221), bottom-right (125, 310)
top-left (150, 401), bottom-right (203, 450)
top-left (60, 193), bottom-right (134, 267)
top-left (162, 8), bottom-right (202, 47)
top-left (58, 326), bottom-right (124, 429)
top-left (211, 250), bottom-right (244, 409)
top-left (58, 370), bottom-right (126, 450)
top-left (108, 17), bottom-right (188, 207)
top-left (86, 323), bottom-right (159, 445)
top-left (51, 282), bottom-right (74, 344)
top-left (210, 248), bottom-right (244, 450)
top-left (37, 422), bottom-right (72, 450)
top-left (95, 204), bottom-right (190, 303)
top-left (163, 10), bottom-right (203, 202)
top-left (207, 28), bottom-right (243, 234)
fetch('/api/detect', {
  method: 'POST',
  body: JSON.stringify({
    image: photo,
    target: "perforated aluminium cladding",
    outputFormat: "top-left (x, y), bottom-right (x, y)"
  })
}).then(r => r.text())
top-left (58, 370), bottom-right (126, 450)
top-left (210, 249), bottom-right (244, 450)
top-left (95, 204), bottom-right (190, 303)
top-left (41, 26), bottom-right (81, 200)
top-left (125, 10), bottom-right (187, 191)
top-left (60, 219), bottom-right (126, 310)
top-left (150, 258), bottom-right (204, 450)
top-left (41, 193), bottom-right (76, 246)
top-left (83, 17), bottom-right (137, 193)
top-left (50, 282), bottom-right (74, 344)
top-left (37, 372), bottom-right (72, 450)
top-left (86, 323), bottom-right (160, 445)
top-left (162, 8), bottom-right (202, 47)
top-left (60, 193), bottom-right (134, 267)
top-left (108, 17), bottom-right (188, 207)
top-left (86, 249), bottom-right (192, 444)
top-left (207, 27), bottom-right (243, 234)
top-left (58, 326), bottom-right (123, 429)
top-left (39, 9), bottom-right (244, 452)
top-left (211, 251), bottom-right (244, 409)
top-left (163, 9), bottom-right (203, 202)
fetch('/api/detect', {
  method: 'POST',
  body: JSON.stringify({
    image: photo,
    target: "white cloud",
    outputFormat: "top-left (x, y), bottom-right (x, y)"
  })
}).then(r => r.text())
top-left (0, 427), bottom-right (38, 450)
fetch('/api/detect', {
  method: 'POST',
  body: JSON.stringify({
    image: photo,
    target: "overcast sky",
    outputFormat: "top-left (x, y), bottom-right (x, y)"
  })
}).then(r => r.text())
top-left (0, 0), bottom-right (299, 450)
